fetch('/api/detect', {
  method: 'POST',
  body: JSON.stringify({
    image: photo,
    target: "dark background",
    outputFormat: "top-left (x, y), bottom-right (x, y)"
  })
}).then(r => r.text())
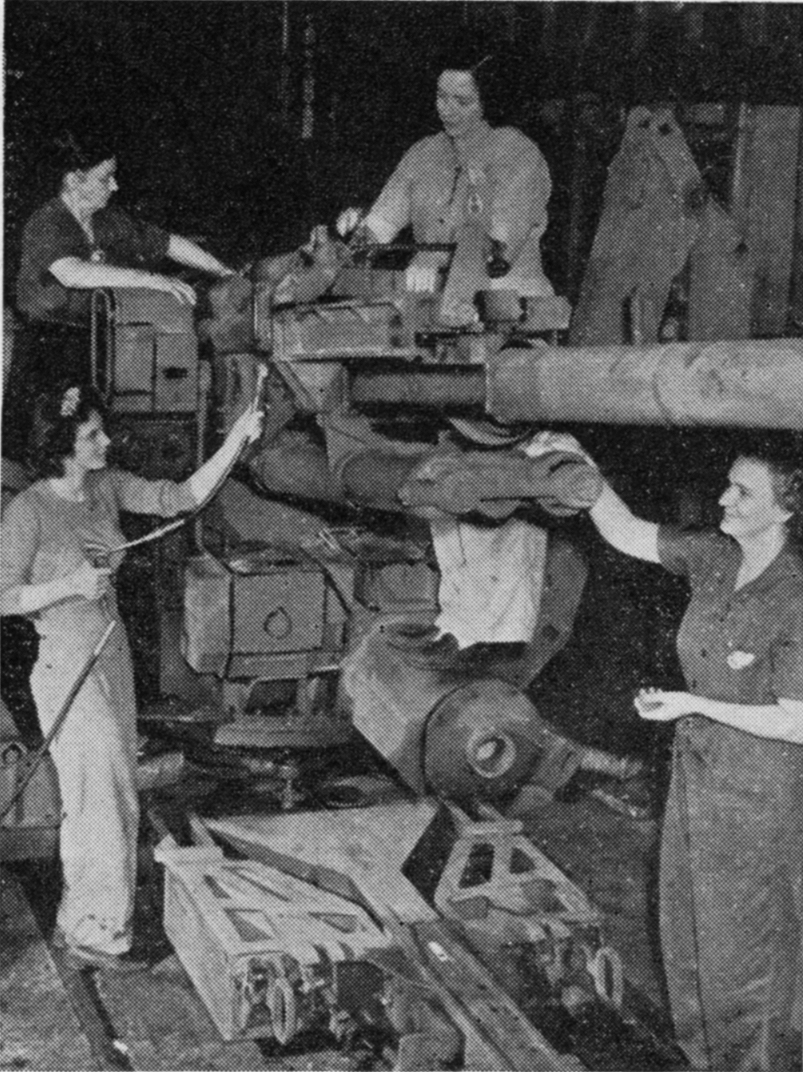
top-left (5, 1), bottom-right (803, 304)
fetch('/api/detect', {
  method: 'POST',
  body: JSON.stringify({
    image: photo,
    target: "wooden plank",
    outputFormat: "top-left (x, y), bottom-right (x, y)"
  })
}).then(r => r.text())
top-left (388, 917), bottom-right (585, 1072)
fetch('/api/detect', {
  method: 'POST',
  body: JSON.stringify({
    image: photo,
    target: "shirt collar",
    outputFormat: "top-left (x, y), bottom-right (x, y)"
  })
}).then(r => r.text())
top-left (732, 540), bottom-right (802, 598)
top-left (449, 119), bottom-right (493, 160)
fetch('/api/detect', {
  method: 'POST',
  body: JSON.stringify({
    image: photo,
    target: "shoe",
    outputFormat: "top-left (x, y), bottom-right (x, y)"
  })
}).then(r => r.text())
top-left (66, 945), bottom-right (149, 974)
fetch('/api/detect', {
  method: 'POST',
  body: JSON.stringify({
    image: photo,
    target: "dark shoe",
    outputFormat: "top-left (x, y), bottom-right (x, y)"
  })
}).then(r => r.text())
top-left (66, 945), bottom-right (149, 974)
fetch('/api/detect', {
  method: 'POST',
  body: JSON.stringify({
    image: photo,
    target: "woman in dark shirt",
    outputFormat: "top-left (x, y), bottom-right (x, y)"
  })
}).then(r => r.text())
top-left (17, 135), bottom-right (233, 323)
top-left (5, 135), bottom-right (235, 461)
top-left (532, 430), bottom-right (803, 1072)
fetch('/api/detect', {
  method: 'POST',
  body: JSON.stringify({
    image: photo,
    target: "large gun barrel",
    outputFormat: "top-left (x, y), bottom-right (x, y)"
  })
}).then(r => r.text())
top-left (349, 338), bottom-right (803, 429)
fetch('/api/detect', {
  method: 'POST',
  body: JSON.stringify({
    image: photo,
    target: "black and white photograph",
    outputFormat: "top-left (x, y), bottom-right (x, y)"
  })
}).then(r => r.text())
top-left (1, 2), bottom-right (802, 1069)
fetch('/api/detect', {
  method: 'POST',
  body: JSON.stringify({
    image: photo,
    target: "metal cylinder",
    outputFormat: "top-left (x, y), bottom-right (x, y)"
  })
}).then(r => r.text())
top-left (423, 680), bottom-right (553, 803)
top-left (349, 339), bottom-right (803, 429)
top-left (341, 616), bottom-right (553, 802)
top-left (486, 339), bottom-right (803, 428)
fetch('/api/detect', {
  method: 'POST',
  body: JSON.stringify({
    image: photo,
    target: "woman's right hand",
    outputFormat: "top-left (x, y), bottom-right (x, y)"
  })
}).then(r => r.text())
top-left (336, 207), bottom-right (363, 238)
top-left (68, 561), bottom-right (112, 602)
top-left (405, 264), bottom-right (440, 293)
top-left (524, 430), bottom-right (597, 467)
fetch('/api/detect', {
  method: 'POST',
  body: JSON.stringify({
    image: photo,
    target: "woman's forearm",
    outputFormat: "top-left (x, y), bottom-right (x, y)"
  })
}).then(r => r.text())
top-left (589, 482), bottom-right (660, 563)
top-left (1, 577), bottom-right (74, 616)
top-left (167, 235), bottom-right (232, 277)
top-left (50, 256), bottom-right (197, 305)
top-left (49, 258), bottom-right (162, 291)
top-left (696, 696), bottom-right (803, 744)
top-left (183, 423), bottom-right (248, 506)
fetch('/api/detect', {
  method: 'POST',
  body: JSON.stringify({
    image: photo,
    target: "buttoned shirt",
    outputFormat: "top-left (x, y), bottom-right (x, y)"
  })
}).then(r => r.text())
top-left (658, 525), bottom-right (803, 796)
top-left (369, 121), bottom-right (553, 296)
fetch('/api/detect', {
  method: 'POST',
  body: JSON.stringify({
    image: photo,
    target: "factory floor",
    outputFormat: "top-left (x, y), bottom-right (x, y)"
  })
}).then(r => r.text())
top-left (0, 769), bottom-right (673, 1072)
top-left (0, 513), bottom-right (687, 1070)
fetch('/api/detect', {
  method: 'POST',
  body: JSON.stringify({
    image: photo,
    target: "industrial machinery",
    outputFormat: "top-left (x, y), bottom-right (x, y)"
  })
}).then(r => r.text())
top-left (5, 100), bottom-right (799, 1067)
top-left (71, 153), bottom-right (803, 796)
top-left (160, 794), bottom-right (682, 1069)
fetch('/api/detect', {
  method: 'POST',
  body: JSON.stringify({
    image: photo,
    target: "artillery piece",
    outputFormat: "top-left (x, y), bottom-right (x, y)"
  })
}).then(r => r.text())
top-left (149, 215), bottom-right (800, 1064)
top-left (185, 202), bottom-right (802, 798)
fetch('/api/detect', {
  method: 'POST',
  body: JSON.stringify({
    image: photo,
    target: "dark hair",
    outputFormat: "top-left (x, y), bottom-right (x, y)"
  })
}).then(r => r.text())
top-left (49, 131), bottom-right (117, 191)
top-left (735, 433), bottom-right (803, 543)
top-left (28, 382), bottom-right (110, 479)
top-left (433, 49), bottom-right (503, 122)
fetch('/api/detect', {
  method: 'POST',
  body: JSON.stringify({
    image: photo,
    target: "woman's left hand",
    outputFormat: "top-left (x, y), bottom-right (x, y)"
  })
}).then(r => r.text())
top-left (231, 407), bottom-right (264, 445)
top-left (634, 688), bottom-right (702, 721)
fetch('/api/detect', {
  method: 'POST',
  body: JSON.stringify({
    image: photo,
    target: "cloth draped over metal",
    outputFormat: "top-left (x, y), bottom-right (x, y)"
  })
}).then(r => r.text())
top-left (570, 106), bottom-right (707, 345)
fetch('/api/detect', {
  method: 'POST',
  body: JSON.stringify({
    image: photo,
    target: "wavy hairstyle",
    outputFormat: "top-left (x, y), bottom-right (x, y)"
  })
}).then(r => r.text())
top-left (48, 130), bottom-right (117, 194)
top-left (28, 382), bottom-right (110, 479)
top-left (735, 432), bottom-right (803, 544)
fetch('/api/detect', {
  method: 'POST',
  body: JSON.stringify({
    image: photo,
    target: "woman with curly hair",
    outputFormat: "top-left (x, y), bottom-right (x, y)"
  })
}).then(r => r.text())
top-left (0, 382), bottom-right (261, 972)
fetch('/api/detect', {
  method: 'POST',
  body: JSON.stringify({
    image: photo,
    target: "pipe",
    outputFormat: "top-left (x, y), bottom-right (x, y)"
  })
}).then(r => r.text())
top-left (348, 339), bottom-right (803, 429)
top-left (486, 339), bottom-right (803, 427)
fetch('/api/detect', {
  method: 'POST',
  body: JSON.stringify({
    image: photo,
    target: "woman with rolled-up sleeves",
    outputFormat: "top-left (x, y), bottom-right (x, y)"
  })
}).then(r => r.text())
top-left (337, 58), bottom-right (553, 299)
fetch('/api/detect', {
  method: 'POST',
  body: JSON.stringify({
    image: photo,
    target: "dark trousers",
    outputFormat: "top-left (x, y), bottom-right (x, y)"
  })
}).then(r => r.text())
top-left (661, 739), bottom-right (803, 1071)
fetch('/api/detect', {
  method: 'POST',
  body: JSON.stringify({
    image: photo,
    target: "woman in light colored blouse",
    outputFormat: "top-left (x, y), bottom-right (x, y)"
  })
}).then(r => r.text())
top-left (0, 382), bottom-right (261, 972)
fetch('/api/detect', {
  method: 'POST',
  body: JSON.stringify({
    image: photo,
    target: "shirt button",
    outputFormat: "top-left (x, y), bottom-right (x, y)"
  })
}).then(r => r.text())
top-left (700, 649), bottom-right (707, 657)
